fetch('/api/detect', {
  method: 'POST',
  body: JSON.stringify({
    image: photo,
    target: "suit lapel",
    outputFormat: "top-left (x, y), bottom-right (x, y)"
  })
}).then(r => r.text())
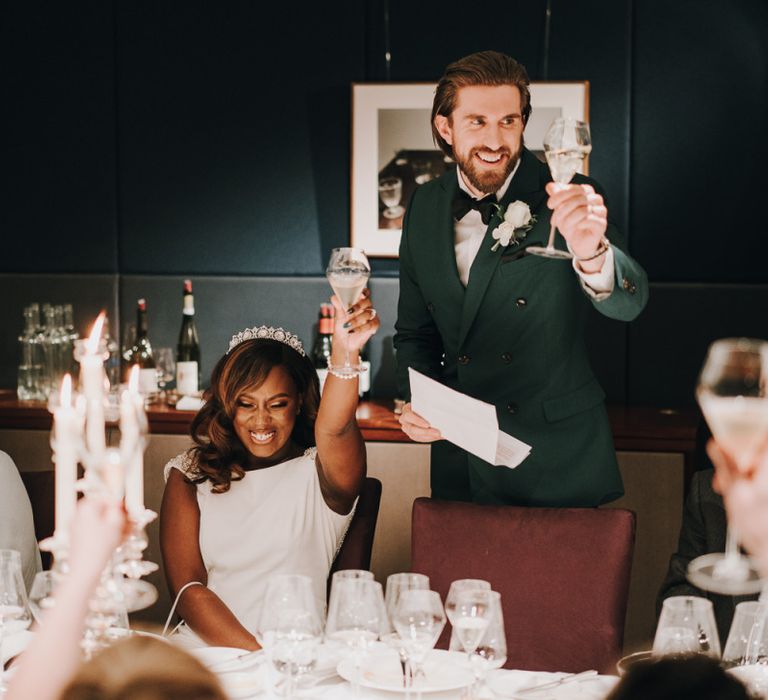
top-left (458, 150), bottom-right (548, 347)
top-left (436, 170), bottom-right (466, 300)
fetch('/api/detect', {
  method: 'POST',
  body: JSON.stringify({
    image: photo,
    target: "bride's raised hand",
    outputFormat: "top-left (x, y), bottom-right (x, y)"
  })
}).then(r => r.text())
top-left (331, 288), bottom-right (380, 353)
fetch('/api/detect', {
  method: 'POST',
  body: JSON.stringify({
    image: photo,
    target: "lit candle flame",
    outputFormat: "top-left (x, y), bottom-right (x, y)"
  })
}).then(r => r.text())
top-left (85, 311), bottom-right (107, 355)
top-left (128, 365), bottom-right (140, 394)
top-left (60, 373), bottom-right (72, 407)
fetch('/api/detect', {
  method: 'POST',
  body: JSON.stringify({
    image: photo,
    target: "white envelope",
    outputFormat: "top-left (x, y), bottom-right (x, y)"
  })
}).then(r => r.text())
top-left (408, 368), bottom-right (531, 468)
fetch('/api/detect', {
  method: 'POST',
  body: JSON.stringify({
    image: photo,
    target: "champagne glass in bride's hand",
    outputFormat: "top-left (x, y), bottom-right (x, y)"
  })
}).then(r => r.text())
top-left (326, 247), bottom-right (371, 377)
top-left (527, 117), bottom-right (592, 260)
top-left (687, 338), bottom-right (768, 595)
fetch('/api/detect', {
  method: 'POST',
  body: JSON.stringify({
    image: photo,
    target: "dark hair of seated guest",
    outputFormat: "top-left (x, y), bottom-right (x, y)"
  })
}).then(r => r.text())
top-left (607, 654), bottom-right (749, 700)
top-left (189, 338), bottom-right (320, 493)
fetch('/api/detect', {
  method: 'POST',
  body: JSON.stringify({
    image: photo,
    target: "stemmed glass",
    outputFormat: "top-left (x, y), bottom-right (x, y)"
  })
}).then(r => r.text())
top-left (256, 574), bottom-right (322, 700)
top-left (28, 570), bottom-right (58, 624)
top-left (326, 247), bottom-right (371, 378)
top-left (652, 596), bottom-right (720, 657)
top-left (154, 348), bottom-right (175, 400)
top-left (0, 549), bottom-right (33, 693)
top-left (383, 573), bottom-right (431, 691)
top-left (393, 589), bottom-right (446, 700)
top-left (445, 579), bottom-right (491, 639)
top-left (325, 577), bottom-right (384, 698)
top-left (470, 591), bottom-right (507, 697)
top-left (453, 589), bottom-right (493, 699)
top-left (379, 177), bottom-right (405, 219)
top-left (687, 338), bottom-right (768, 595)
top-left (527, 117), bottom-right (592, 260)
top-left (722, 600), bottom-right (768, 694)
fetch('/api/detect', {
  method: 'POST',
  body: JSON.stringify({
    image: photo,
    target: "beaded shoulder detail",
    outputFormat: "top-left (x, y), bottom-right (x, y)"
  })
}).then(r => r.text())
top-left (163, 450), bottom-right (202, 483)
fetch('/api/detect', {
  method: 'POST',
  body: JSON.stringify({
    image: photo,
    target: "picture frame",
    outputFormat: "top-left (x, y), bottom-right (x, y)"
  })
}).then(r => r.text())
top-left (350, 81), bottom-right (590, 257)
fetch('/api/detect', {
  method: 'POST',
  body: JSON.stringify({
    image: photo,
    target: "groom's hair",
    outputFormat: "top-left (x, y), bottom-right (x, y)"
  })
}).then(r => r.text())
top-left (431, 51), bottom-right (532, 158)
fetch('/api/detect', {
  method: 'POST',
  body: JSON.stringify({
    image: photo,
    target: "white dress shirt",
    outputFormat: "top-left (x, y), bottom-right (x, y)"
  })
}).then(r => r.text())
top-left (453, 165), bottom-right (614, 298)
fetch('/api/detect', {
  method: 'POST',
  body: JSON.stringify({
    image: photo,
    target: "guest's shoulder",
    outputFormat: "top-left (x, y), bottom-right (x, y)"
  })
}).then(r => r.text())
top-left (163, 450), bottom-right (202, 483)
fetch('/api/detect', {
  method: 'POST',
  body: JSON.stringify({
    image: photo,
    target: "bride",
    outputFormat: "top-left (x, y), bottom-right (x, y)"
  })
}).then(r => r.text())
top-left (160, 291), bottom-right (379, 649)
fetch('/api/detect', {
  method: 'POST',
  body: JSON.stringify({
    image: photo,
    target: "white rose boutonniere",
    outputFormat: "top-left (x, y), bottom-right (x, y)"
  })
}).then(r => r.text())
top-left (490, 200), bottom-right (536, 252)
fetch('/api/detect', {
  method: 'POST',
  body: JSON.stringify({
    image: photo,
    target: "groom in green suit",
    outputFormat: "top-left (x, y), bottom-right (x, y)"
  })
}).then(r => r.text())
top-left (394, 51), bottom-right (648, 506)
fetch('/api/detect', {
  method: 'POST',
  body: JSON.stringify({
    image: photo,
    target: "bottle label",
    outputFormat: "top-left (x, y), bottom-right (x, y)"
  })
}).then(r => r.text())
top-left (318, 318), bottom-right (334, 334)
top-left (139, 368), bottom-right (158, 394)
top-left (317, 368), bottom-right (329, 395)
top-left (359, 361), bottom-right (371, 397)
top-left (177, 361), bottom-right (199, 395)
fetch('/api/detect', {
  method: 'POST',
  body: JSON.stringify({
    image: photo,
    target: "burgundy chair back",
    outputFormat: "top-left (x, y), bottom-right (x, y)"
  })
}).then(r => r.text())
top-left (329, 476), bottom-right (382, 578)
top-left (411, 498), bottom-right (635, 674)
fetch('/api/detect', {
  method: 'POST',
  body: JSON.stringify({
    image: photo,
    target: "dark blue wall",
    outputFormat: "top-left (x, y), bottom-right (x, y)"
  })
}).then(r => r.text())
top-left (2, 0), bottom-right (767, 404)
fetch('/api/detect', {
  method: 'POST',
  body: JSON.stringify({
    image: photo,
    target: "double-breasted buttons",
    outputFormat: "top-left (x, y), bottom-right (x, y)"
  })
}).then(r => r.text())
top-left (458, 354), bottom-right (470, 365)
top-left (622, 278), bottom-right (637, 295)
top-left (506, 402), bottom-right (518, 414)
top-left (515, 297), bottom-right (527, 308)
top-left (426, 302), bottom-right (435, 312)
top-left (501, 352), bottom-right (512, 364)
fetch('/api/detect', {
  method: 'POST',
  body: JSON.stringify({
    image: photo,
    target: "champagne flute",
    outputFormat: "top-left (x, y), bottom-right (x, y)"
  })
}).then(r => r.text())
top-left (527, 117), bottom-right (592, 260)
top-left (687, 338), bottom-right (768, 595)
top-left (326, 247), bottom-right (371, 378)
top-left (393, 589), bottom-right (446, 700)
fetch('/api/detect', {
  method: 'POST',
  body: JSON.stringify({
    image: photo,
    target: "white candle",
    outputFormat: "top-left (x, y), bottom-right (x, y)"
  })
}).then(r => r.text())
top-left (122, 365), bottom-right (145, 515)
top-left (53, 374), bottom-right (78, 534)
top-left (81, 314), bottom-right (106, 461)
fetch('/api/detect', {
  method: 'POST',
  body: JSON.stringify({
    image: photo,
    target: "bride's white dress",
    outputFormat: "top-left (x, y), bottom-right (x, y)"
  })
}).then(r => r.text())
top-left (163, 447), bottom-right (354, 647)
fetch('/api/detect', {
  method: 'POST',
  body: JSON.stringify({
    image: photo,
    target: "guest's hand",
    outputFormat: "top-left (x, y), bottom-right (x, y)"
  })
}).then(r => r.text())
top-left (709, 438), bottom-right (768, 577)
top-left (546, 182), bottom-right (608, 270)
top-left (399, 403), bottom-right (442, 443)
top-left (331, 288), bottom-right (380, 353)
top-left (68, 497), bottom-right (128, 586)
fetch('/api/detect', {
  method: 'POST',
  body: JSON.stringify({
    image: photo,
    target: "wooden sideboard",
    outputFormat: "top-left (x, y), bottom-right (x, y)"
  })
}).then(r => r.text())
top-left (0, 390), bottom-right (698, 652)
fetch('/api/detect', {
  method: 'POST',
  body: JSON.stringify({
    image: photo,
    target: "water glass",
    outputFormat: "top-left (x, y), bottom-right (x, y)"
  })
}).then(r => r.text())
top-left (653, 596), bottom-right (720, 657)
top-left (256, 574), bottom-right (322, 699)
top-left (720, 600), bottom-right (768, 695)
top-left (326, 578), bottom-right (384, 698)
top-left (0, 549), bottom-right (33, 676)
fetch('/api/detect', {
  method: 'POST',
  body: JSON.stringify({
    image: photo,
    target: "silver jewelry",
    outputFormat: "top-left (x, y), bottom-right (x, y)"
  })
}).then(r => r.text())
top-left (227, 325), bottom-right (306, 356)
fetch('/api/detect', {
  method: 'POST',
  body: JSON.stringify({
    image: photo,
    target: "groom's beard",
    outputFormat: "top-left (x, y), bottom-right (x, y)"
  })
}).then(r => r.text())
top-left (454, 137), bottom-right (524, 194)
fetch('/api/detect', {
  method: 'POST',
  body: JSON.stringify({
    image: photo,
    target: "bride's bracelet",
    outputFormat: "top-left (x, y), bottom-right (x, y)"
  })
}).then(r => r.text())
top-left (327, 360), bottom-right (361, 379)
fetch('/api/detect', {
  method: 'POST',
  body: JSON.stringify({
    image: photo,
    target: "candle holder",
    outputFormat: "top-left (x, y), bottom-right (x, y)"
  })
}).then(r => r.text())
top-left (43, 315), bottom-right (159, 658)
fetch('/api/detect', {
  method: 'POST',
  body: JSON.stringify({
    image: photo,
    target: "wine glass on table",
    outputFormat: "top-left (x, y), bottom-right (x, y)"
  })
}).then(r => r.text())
top-left (0, 549), bottom-right (33, 692)
top-left (154, 347), bottom-right (175, 401)
top-left (256, 574), bottom-right (322, 700)
top-left (527, 117), bottom-right (592, 260)
top-left (471, 591), bottom-right (507, 698)
top-left (325, 578), bottom-right (384, 699)
top-left (687, 338), bottom-right (768, 595)
top-left (652, 596), bottom-right (720, 657)
top-left (383, 573), bottom-right (431, 690)
top-left (393, 589), bottom-right (446, 700)
top-left (326, 247), bottom-right (371, 378)
top-left (452, 589), bottom-right (492, 700)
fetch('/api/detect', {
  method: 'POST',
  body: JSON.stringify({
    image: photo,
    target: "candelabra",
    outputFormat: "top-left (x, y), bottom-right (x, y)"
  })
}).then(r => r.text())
top-left (38, 313), bottom-right (159, 658)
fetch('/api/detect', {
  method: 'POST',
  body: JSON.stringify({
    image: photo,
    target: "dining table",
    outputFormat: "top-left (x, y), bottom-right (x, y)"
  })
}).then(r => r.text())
top-left (1, 630), bottom-right (619, 699)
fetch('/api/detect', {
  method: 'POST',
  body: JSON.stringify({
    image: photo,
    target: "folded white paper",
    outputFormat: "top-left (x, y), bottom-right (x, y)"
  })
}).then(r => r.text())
top-left (409, 368), bottom-right (531, 469)
top-left (175, 395), bottom-right (205, 411)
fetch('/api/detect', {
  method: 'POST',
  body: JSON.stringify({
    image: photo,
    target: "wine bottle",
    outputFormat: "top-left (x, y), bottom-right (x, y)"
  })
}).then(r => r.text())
top-left (122, 298), bottom-right (157, 394)
top-left (176, 279), bottom-right (201, 396)
top-left (311, 302), bottom-right (334, 394)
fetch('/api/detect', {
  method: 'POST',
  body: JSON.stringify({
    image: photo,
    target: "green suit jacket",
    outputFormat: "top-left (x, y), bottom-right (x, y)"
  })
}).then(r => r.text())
top-left (394, 148), bottom-right (648, 506)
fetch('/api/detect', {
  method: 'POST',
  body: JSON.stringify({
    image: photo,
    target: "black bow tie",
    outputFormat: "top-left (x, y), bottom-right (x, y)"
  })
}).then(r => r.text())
top-left (452, 190), bottom-right (498, 225)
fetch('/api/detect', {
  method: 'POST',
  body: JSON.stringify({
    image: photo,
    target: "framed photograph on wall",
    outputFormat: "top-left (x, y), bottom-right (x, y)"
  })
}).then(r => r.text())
top-left (350, 81), bottom-right (590, 257)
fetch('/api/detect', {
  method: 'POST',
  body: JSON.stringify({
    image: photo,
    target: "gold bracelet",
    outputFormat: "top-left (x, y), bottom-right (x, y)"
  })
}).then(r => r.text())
top-left (574, 236), bottom-right (610, 262)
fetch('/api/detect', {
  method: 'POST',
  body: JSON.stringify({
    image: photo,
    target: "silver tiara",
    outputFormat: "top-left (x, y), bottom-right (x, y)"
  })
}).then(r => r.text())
top-left (227, 325), bottom-right (306, 356)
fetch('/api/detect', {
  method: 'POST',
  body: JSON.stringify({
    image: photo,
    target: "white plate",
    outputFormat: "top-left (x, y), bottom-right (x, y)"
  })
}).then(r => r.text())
top-left (337, 648), bottom-right (472, 693)
top-left (488, 670), bottom-right (619, 699)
